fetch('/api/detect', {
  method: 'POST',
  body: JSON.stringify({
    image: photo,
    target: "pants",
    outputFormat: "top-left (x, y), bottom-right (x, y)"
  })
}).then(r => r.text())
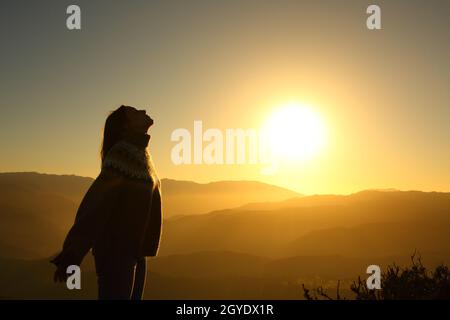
top-left (94, 253), bottom-right (147, 300)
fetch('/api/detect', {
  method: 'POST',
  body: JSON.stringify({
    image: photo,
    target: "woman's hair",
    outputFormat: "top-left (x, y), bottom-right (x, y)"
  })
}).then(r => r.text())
top-left (101, 105), bottom-right (128, 165)
top-left (100, 105), bottom-right (160, 185)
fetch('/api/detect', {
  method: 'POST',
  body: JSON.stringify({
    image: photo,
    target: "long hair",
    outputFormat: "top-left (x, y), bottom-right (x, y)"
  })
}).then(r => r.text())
top-left (100, 105), bottom-right (160, 187)
top-left (101, 105), bottom-right (128, 165)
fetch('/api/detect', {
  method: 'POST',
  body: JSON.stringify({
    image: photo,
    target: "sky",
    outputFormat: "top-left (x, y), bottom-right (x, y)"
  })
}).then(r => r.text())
top-left (1, 0), bottom-right (449, 195)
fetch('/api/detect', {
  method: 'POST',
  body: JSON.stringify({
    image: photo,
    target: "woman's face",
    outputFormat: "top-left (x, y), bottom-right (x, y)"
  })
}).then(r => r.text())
top-left (123, 106), bottom-right (153, 134)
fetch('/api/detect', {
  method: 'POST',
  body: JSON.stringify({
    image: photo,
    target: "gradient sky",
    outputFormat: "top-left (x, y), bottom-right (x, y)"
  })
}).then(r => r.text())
top-left (1, 0), bottom-right (449, 194)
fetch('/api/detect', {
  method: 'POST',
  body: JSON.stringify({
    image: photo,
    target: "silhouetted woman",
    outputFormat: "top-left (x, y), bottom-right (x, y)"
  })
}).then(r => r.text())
top-left (51, 105), bottom-right (163, 300)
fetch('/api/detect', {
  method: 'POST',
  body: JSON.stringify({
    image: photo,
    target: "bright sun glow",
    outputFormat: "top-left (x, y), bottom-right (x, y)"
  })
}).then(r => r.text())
top-left (262, 103), bottom-right (327, 161)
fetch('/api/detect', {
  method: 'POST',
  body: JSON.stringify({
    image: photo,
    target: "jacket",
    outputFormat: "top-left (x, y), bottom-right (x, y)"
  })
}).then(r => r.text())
top-left (51, 134), bottom-right (162, 268)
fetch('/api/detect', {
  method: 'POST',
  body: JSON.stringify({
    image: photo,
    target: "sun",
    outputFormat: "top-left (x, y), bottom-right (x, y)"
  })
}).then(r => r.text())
top-left (261, 102), bottom-right (327, 161)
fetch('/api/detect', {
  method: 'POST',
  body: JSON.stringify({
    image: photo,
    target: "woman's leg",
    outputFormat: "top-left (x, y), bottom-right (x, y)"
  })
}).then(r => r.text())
top-left (95, 253), bottom-right (136, 300)
top-left (131, 256), bottom-right (147, 300)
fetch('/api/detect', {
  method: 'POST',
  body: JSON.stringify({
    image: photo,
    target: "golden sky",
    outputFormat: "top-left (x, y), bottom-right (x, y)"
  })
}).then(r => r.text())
top-left (1, 0), bottom-right (450, 194)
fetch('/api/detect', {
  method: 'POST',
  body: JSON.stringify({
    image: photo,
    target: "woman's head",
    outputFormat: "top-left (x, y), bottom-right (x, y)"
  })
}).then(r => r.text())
top-left (101, 105), bottom-right (154, 163)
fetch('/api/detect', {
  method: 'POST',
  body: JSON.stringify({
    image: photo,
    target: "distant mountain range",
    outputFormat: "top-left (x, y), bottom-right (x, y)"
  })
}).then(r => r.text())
top-left (0, 172), bottom-right (299, 259)
top-left (161, 177), bottom-right (300, 216)
top-left (160, 190), bottom-right (450, 258)
top-left (0, 171), bottom-right (449, 299)
top-left (0, 171), bottom-right (299, 215)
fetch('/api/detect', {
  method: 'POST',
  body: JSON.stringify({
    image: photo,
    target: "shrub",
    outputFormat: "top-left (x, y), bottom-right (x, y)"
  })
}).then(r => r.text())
top-left (302, 253), bottom-right (450, 300)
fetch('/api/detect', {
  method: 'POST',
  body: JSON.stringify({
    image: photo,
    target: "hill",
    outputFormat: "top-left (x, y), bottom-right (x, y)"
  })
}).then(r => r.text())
top-left (0, 172), bottom-right (299, 259)
top-left (159, 190), bottom-right (450, 257)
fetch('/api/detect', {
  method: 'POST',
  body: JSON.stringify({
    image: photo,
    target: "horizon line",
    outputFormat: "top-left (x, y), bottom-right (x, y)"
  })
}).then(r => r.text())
top-left (1, 170), bottom-right (450, 196)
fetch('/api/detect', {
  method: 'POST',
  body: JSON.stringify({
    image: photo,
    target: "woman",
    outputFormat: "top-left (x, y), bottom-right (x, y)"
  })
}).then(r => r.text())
top-left (51, 105), bottom-right (163, 300)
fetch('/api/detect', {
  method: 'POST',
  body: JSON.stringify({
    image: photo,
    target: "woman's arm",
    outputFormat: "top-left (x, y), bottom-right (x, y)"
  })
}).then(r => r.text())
top-left (141, 183), bottom-right (163, 257)
top-left (51, 169), bottom-right (123, 270)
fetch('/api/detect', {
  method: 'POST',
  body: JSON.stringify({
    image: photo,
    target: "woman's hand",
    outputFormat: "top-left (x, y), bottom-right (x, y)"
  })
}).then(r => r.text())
top-left (50, 251), bottom-right (69, 283)
top-left (53, 265), bottom-right (68, 283)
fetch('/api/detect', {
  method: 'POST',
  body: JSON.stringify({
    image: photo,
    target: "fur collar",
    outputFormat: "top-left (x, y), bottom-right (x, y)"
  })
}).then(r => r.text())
top-left (102, 139), bottom-right (158, 183)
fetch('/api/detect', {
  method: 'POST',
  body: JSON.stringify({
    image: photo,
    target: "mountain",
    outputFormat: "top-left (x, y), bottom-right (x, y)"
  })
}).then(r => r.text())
top-left (0, 173), bottom-right (83, 259)
top-left (237, 189), bottom-right (449, 212)
top-left (161, 178), bottom-right (300, 216)
top-left (0, 172), bottom-right (299, 259)
top-left (0, 172), bottom-right (93, 203)
top-left (285, 220), bottom-right (450, 258)
top-left (159, 190), bottom-right (450, 258)
top-left (0, 171), bottom-right (450, 299)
